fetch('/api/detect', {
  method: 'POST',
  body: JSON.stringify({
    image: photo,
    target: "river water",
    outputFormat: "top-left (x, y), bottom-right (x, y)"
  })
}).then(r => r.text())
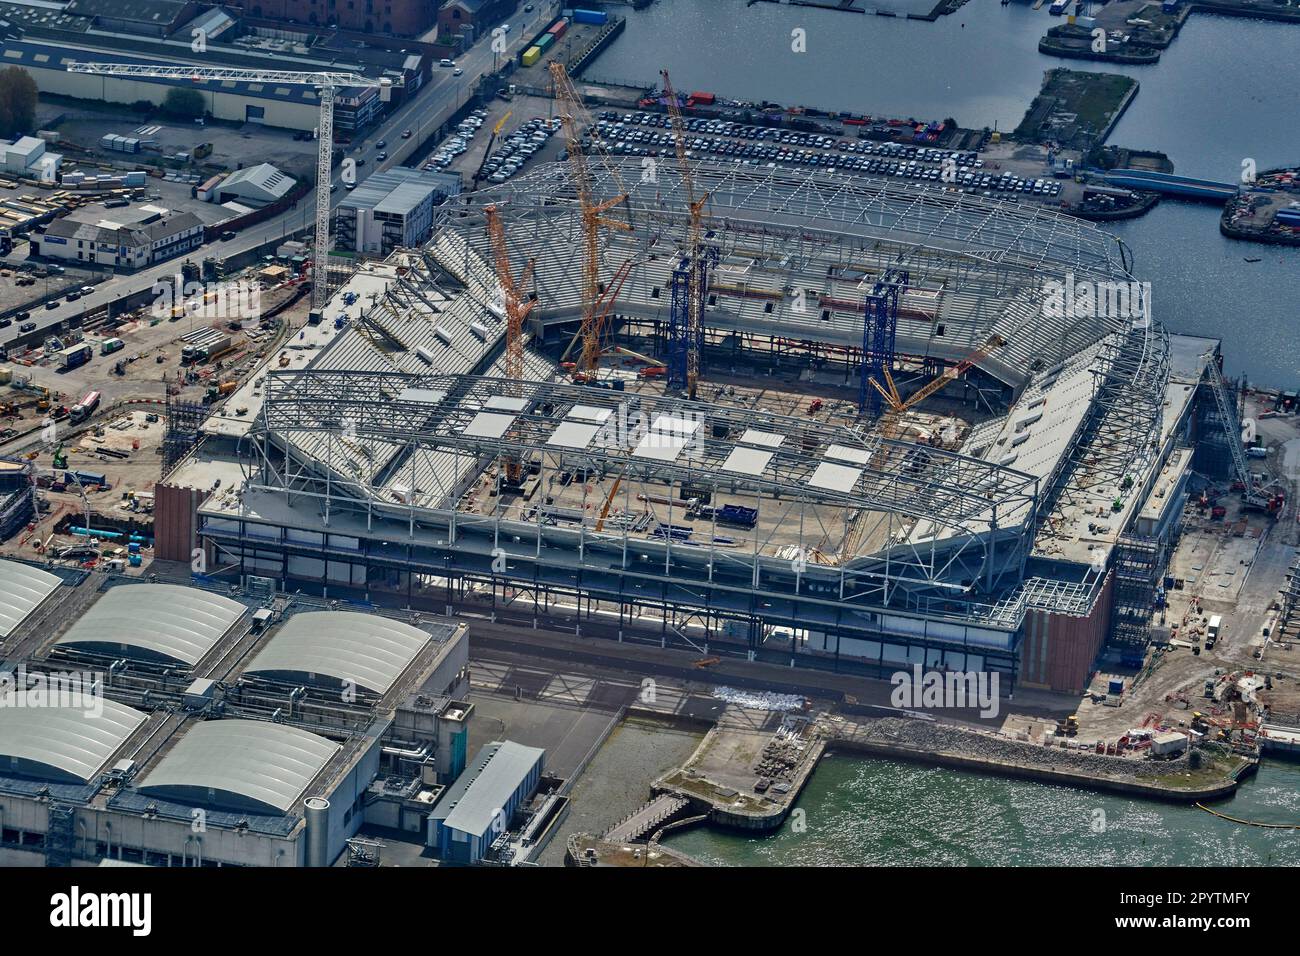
top-left (592, 0), bottom-right (1300, 386)
top-left (664, 755), bottom-right (1300, 866)
top-left (593, 0), bottom-right (1300, 864)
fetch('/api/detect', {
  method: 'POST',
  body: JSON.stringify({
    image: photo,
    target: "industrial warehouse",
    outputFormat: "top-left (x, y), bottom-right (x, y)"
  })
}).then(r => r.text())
top-left (0, 563), bottom-right (536, 867)
top-left (145, 140), bottom-right (1263, 698)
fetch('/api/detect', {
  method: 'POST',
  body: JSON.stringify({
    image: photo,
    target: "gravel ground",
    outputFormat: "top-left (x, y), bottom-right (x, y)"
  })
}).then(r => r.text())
top-left (843, 716), bottom-right (1193, 778)
top-left (537, 716), bottom-right (704, 867)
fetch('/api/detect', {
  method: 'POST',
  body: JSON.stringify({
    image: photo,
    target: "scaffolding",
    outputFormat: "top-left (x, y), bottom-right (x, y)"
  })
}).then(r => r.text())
top-left (666, 246), bottom-right (717, 392)
top-left (1279, 551), bottom-right (1300, 641)
top-left (162, 394), bottom-right (208, 476)
top-left (1109, 532), bottom-right (1161, 665)
top-left (859, 268), bottom-right (908, 416)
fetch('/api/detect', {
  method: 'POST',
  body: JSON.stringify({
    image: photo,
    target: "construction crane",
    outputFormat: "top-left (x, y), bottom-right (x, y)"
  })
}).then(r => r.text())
top-left (549, 62), bottom-right (631, 381)
top-left (870, 333), bottom-right (1008, 419)
top-left (560, 256), bottom-right (638, 379)
top-left (485, 203), bottom-right (535, 486)
top-left (65, 62), bottom-right (394, 311)
top-left (660, 69), bottom-right (711, 398)
top-left (472, 111), bottom-right (511, 188)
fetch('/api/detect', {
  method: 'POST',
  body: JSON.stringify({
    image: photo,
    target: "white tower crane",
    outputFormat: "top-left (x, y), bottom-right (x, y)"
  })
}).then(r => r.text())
top-left (65, 63), bottom-right (394, 309)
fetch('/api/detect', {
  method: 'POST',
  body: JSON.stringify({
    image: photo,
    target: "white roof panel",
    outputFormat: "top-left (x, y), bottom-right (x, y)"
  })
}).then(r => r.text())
top-left (738, 429), bottom-right (784, 448)
top-left (808, 462), bottom-right (862, 493)
top-left (547, 421), bottom-right (600, 450)
top-left (649, 414), bottom-right (701, 435)
top-left (485, 395), bottom-right (529, 412)
top-left (566, 404), bottom-right (612, 423)
top-left (633, 432), bottom-right (690, 462)
top-left (721, 447), bottom-right (773, 476)
top-left (463, 412), bottom-right (515, 440)
top-left (825, 444), bottom-right (873, 465)
top-left (397, 387), bottom-right (447, 405)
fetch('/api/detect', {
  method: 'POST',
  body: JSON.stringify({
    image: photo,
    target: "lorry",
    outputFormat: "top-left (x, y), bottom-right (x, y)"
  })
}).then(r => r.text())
top-left (100, 337), bottom-right (125, 356)
top-left (1206, 614), bottom-right (1222, 648)
top-left (69, 389), bottom-right (100, 424)
top-left (59, 343), bottom-right (92, 371)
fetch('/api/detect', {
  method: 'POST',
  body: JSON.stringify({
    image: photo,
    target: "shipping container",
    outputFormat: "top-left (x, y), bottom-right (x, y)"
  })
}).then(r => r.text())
top-left (572, 8), bottom-right (608, 25)
top-left (548, 18), bottom-right (568, 38)
top-left (536, 32), bottom-right (555, 51)
top-left (66, 470), bottom-right (107, 488)
top-left (521, 46), bottom-right (541, 67)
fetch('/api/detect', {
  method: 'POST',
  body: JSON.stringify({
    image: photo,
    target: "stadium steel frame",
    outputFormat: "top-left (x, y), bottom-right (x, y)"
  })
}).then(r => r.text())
top-left (438, 161), bottom-right (1144, 400)
top-left (199, 371), bottom-right (1044, 680)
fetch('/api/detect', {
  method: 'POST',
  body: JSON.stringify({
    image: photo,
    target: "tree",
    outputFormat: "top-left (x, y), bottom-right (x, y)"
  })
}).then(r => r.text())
top-left (162, 87), bottom-right (205, 119)
top-left (0, 67), bottom-right (38, 139)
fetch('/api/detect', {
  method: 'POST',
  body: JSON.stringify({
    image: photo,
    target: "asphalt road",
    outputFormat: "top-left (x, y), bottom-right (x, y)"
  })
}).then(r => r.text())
top-left (2, 5), bottom-right (558, 348)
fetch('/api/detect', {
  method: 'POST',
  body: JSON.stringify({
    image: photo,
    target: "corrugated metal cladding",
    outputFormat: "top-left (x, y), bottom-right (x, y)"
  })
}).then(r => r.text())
top-left (135, 719), bottom-right (339, 815)
top-left (153, 484), bottom-right (208, 562)
top-left (52, 583), bottom-right (246, 667)
top-left (0, 558), bottom-right (62, 638)
top-left (0, 697), bottom-right (147, 783)
top-left (1020, 572), bottom-right (1115, 692)
top-left (243, 611), bottom-right (434, 695)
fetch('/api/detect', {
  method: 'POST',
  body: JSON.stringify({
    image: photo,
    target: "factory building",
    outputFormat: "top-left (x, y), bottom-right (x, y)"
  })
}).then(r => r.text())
top-left (0, 572), bottom-right (473, 867)
top-left (427, 740), bottom-right (545, 864)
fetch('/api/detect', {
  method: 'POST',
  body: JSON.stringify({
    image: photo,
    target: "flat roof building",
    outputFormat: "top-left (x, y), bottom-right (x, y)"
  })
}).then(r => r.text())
top-left (334, 168), bottom-right (457, 256)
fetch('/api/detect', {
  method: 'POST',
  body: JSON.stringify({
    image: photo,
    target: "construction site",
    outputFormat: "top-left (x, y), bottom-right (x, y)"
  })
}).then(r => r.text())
top-left (101, 60), bottom-right (1293, 713)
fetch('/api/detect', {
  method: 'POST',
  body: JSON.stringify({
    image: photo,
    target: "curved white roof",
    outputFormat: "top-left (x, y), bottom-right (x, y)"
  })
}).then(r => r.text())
top-left (0, 695), bottom-right (146, 783)
top-left (244, 611), bottom-right (431, 694)
top-left (136, 719), bottom-right (338, 815)
top-left (53, 584), bottom-right (245, 666)
top-left (0, 559), bottom-right (61, 638)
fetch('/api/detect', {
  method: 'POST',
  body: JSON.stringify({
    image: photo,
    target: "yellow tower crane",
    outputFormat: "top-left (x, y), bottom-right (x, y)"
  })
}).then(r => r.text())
top-left (549, 62), bottom-right (632, 381)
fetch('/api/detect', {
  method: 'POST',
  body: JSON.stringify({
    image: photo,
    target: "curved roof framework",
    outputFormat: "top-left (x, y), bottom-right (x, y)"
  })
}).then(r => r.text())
top-left (0, 696), bottom-right (146, 783)
top-left (53, 584), bottom-right (246, 667)
top-left (135, 719), bottom-right (338, 815)
top-left (243, 611), bottom-right (432, 695)
top-left (444, 160), bottom-right (1143, 391)
top-left (0, 559), bottom-right (62, 639)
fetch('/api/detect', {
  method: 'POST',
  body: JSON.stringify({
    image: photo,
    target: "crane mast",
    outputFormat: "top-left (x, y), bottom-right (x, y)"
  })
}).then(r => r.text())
top-left (485, 204), bottom-right (535, 486)
top-left (660, 70), bottom-right (710, 399)
top-left (549, 62), bottom-right (630, 380)
top-left (65, 62), bottom-right (392, 311)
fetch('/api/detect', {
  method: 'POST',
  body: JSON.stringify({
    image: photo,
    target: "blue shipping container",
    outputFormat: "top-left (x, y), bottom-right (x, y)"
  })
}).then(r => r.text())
top-left (572, 8), bottom-right (608, 25)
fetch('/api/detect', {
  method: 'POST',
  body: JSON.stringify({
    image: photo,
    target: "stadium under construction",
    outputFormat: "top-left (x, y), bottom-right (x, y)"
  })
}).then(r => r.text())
top-left (156, 159), bottom-right (1250, 695)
